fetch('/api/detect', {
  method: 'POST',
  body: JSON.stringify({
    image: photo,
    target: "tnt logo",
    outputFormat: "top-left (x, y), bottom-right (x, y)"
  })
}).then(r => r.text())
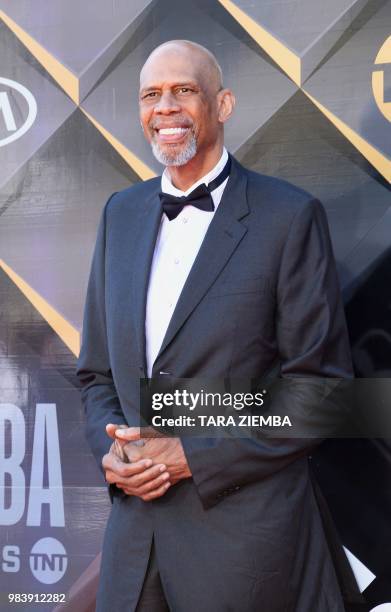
top-left (0, 77), bottom-right (37, 146)
top-left (372, 35), bottom-right (391, 122)
top-left (29, 537), bottom-right (67, 584)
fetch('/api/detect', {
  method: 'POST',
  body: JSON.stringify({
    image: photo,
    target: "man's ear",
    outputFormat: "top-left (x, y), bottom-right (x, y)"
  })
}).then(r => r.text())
top-left (217, 89), bottom-right (235, 124)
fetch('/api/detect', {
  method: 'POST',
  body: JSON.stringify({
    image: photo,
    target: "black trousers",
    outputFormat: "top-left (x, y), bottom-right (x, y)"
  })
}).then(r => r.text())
top-left (135, 539), bottom-right (170, 611)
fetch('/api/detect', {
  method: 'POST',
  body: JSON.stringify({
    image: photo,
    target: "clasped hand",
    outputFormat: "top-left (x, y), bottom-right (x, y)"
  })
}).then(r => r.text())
top-left (102, 424), bottom-right (192, 501)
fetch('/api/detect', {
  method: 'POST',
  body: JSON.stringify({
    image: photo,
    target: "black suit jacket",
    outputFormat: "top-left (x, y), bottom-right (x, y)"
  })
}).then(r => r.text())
top-left (76, 155), bottom-right (365, 611)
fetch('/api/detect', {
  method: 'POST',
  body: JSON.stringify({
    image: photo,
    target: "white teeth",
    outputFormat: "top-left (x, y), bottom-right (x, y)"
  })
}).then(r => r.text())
top-left (159, 127), bottom-right (188, 135)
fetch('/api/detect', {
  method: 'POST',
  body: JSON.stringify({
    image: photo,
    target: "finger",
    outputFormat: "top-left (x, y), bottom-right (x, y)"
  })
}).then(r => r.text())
top-left (105, 463), bottom-right (166, 487)
top-left (104, 469), bottom-right (122, 485)
top-left (105, 469), bottom-right (135, 485)
top-left (106, 423), bottom-right (127, 440)
top-left (102, 451), bottom-right (127, 472)
top-left (118, 470), bottom-right (169, 495)
top-left (105, 471), bottom-right (129, 489)
top-left (115, 426), bottom-right (163, 441)
top-left (135, 471), bottom-right (170, 495)
top-left (141, 481), bottom-right (171, 502)
top-left (104, 468), bottom-right (146, 487)
top-left (124, 463), bottom-right (166, 487)
top-left (121, 474), bottom-right (171, 496)
top-left (103, 454), bottom-right (152, 477)
top-left (114, 426), bottom-right (141, 442)
top-left (119, 464), bottom-right (168, 488)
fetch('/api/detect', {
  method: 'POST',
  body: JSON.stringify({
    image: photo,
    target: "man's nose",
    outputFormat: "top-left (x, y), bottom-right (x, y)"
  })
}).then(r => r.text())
top-left (153, 91), bottom-right (180, 114)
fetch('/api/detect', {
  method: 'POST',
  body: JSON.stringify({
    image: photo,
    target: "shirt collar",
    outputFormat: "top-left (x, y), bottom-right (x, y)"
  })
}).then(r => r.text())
top-left (161, 147), bottom-right (229, 197)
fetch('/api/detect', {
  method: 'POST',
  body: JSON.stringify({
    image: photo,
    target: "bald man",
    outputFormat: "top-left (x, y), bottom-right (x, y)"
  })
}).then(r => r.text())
top-left (77, 41), bottom-right (364, 611)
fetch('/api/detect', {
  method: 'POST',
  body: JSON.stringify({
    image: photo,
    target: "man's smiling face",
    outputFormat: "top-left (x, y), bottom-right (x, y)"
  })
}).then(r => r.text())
top-left (139, 43), bottom-right (223, 167)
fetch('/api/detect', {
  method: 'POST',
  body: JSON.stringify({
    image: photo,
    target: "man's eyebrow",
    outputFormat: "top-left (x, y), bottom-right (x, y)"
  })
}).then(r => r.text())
top-left (139, 81), bottom-right (199, 94)
top-left (139, 86), bottom-right (160, 94)
top-left (172, 81), bottom-right (199, 88)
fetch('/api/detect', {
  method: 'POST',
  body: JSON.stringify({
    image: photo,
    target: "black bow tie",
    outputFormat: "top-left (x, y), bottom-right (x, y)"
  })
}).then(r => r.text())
top-left (159, 156), bottom-right (231, 221)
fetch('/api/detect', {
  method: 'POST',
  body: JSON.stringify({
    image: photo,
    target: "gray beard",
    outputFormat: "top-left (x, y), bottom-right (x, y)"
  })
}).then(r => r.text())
top-left (151, 132), bottom-right (197, 167)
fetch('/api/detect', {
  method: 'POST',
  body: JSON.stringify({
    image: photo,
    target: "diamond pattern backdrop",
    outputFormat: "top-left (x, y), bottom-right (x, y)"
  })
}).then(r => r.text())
top-left (0, 1), bottom-right (390, 609)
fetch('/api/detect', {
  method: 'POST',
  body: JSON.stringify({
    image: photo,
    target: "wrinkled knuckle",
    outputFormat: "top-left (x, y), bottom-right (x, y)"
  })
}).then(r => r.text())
top-left (117, 465), bottom-right (127, 478)
top-left (131, 474), bottom-right (141, 486)
top-left (126, 464), bottom-right (138, 476)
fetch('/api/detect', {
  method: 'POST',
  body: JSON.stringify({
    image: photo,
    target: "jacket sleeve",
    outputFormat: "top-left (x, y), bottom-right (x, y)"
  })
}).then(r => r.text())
top-left (181, 198), bottom-right (353, 509)
top-left (76, 193), bottom-right (127, 503)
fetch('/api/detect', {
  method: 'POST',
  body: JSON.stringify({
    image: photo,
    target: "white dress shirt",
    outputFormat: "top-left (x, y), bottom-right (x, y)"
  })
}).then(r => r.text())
top-left (145, 147), bottom-right (230, 376)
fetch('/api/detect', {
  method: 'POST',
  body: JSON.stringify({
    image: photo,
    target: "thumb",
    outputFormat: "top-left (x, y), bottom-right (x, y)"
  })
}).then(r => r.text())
top-left (106, 423), bottom-right (127, 440)
top-left (114, 426), bottom-right (141, 442)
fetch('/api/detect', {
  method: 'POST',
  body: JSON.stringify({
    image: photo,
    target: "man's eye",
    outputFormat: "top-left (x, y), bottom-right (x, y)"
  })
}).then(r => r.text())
top-left (177, 87), bottom-right (192, 94)
top-left (143, 92), bottom-right (158, 99)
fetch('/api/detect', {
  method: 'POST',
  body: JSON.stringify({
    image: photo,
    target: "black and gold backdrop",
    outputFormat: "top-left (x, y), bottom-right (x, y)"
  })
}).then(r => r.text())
top-left (0, 1), bottom-right (390, 610)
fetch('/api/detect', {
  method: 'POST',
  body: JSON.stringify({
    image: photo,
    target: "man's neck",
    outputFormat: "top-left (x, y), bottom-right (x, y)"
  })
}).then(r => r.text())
top-left (166, 144), bottom-right (224, 192)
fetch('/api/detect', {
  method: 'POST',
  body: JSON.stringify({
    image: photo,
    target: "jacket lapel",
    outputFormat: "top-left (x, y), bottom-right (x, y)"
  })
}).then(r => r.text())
top-left (153, 156), bottom-right (250, 371)
top-left (131, 185), bottom-right (162, 373)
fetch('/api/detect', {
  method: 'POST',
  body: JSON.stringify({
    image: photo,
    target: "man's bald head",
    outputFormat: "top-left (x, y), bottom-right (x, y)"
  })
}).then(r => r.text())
top-left (140, 40), bottom-right (223, 94)
top-left (138, 39), bottom-right (235, 175)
